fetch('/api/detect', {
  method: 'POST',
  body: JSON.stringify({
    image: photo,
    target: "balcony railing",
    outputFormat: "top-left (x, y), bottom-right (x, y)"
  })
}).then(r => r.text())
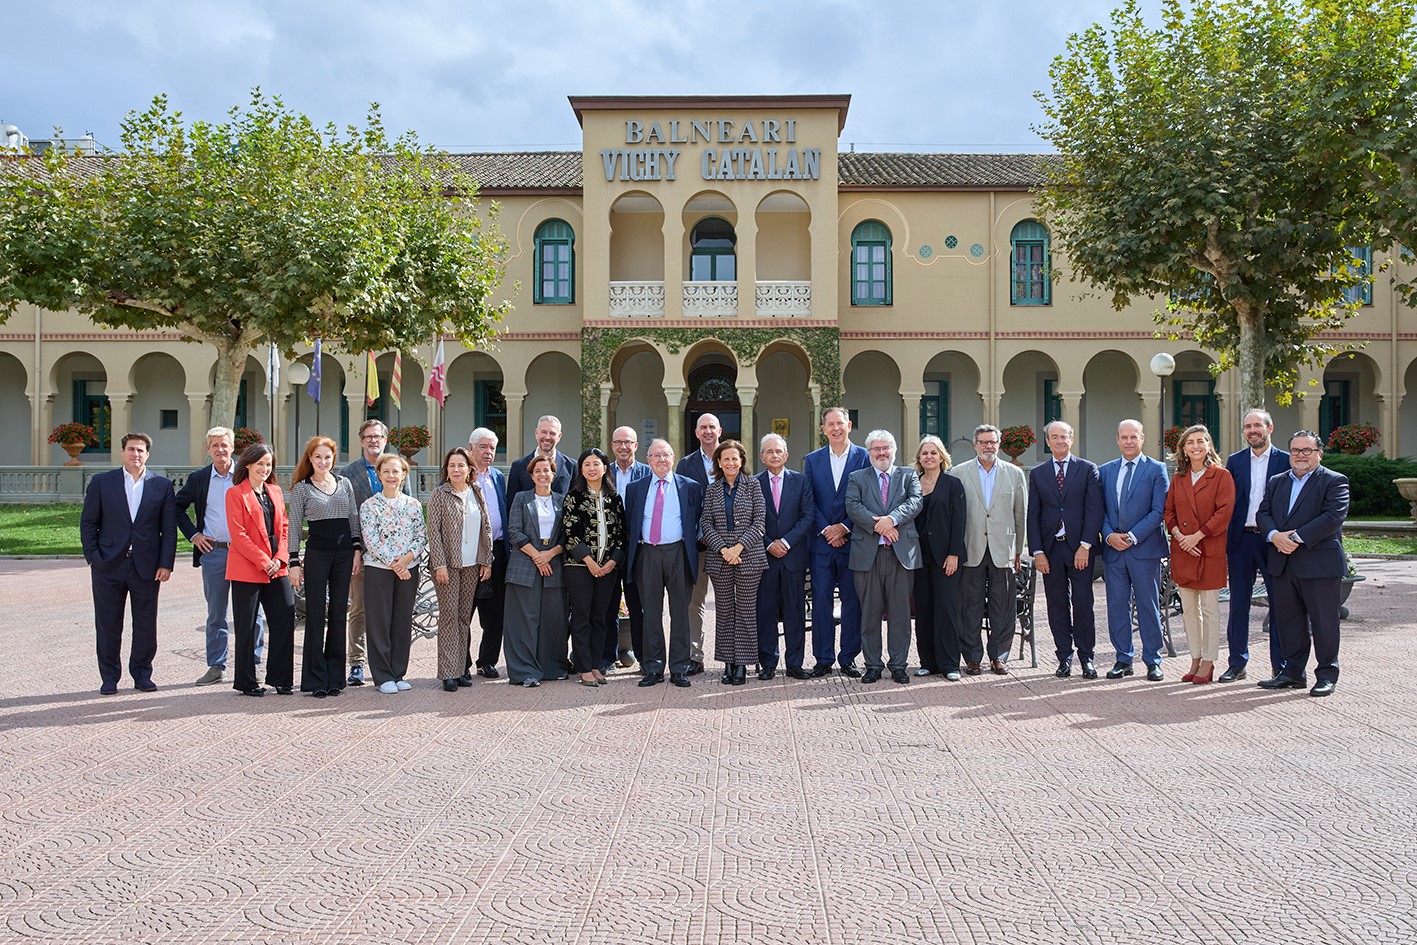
top-left (608, 281), bottom-right (666, 317)
top-left (755, 280), bottom-right (812, 317)
top-left (606, 279), bottom-right (812, 318)
top-left (682, 281), bottom-right (738, 316)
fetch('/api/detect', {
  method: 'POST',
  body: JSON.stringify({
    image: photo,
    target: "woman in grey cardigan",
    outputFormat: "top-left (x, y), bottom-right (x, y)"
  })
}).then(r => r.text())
top-left (427, 447), bottom-right (494, 692)
top-left (504, 455), bottom-right (567, 687)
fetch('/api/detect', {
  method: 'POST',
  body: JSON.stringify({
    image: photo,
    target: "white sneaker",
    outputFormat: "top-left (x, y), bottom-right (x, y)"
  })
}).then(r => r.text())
top-left (394, 679), bottom-right (412, 691)
top-left (377, 681), bottom-right (398, 694)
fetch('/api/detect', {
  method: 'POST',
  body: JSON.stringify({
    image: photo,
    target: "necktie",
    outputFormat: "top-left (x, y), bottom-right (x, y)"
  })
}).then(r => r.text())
top-left (649, 478), bottom-right (666, 544)
top-left (1118, 460), bottom-right (1135, 533)
top-left (880, 471), bottom-right (893, 546)
top-left (1055, 461), bottom-right (1065, 534)
top-left (771, 474), bottom-right (781, 513)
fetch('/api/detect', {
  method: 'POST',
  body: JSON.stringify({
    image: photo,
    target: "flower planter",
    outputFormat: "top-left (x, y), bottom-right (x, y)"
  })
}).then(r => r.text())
top-left (59, 442), bottom-right (87, 466)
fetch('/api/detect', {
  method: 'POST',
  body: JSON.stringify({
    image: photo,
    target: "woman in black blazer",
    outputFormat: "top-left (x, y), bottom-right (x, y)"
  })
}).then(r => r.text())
top-left (913, 436), bottom-right (968, 680)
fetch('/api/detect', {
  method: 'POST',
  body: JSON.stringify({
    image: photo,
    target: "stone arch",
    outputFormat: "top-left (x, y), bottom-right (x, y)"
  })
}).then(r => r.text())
top-left (130, 352), bottom-right (189, 465)
top-left (445, 350), bottom-right (506, 459)
top-left (921, 350), bottom-right (984, 459)
top-left (754, 190), bottom-right (811, 283)
top-left (523, 351), bottom-right (583, 454)
top-left (1001, 350), bottom-right (1062, 464)
top-left (0, 352), bottom-right (31, 465)
top-left (843, 350), bottom-right (904, 440)
top-left (1081, 350), bottom-right (1142, 457)
top-left (752, 340), bottom-right (815, 459)
top-left (609, 341), bottom-right (669, 454)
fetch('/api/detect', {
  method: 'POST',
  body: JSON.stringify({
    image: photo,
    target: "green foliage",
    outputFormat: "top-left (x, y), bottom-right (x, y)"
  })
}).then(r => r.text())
top-left (0, 89), bottom-right (513, 426)
top-left (1035, 0), bottom-right (1417, 411)
top-left (1320, 453), bottom-right (1417, 517)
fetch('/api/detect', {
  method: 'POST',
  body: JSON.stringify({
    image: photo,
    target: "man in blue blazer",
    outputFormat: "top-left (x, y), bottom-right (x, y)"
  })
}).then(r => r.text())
top-left (623, 440), bottom-right (704, 687)
top-left (1222, 408), bottom-right (1291, 681)
top-left (468, 427), bottom-right (511, 681)
top-left (754, 433), bottom-right (816, 680)
top-left (606, 425), bottom-right (653, 670)
top-left (1097, 420), bottom-right (1170, 681)
top-left (1026, 420), bottom-right (1105, 678)
top-left (506, 415), bottom-right (574, 498)
top-left (801, 406), bottom-right (871, 677)
top-left (1256, 431), bottom-right (1350, 697)
top-left (79, 432), bottom-right (178, 694)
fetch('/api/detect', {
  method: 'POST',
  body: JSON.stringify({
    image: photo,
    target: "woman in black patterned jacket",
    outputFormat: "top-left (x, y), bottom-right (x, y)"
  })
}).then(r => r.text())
top-left (561, 448), bottom-right (628, 687)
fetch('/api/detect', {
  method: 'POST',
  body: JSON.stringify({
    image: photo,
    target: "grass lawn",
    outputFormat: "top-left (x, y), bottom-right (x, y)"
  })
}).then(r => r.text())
top-left (1345, 534), bottom-right (1417, 556)
top-left (0, 504), bottom-right (193, 556)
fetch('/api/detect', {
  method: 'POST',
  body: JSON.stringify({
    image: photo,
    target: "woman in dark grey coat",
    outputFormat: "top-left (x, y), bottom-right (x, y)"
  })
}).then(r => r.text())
top-left (504, 455), bottom-right (567, 687)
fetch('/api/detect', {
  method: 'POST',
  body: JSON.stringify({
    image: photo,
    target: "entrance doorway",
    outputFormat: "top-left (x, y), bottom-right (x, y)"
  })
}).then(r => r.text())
top-left (685, 360), bottom-right (740, 453)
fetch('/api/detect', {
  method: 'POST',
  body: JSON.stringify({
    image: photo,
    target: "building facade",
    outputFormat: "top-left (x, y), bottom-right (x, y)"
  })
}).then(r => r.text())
top-left (2, 94), bottom-right (1410, 471)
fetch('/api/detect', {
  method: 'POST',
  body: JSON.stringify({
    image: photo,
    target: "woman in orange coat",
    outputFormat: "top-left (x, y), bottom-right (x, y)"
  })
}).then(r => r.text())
top-left (1163, 424), bottom-right (1235, 685)
top-left (225, 444), bottom-right (296, 696)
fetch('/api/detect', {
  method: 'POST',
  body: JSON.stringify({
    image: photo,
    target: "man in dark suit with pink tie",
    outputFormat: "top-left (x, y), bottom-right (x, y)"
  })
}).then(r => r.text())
top-left (754, 432), bottom-right (816, 680)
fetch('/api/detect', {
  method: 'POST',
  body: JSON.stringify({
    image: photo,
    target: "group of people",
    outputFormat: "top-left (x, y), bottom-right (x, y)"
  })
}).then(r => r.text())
top-left (78, 404), bottom-right (1350, 701)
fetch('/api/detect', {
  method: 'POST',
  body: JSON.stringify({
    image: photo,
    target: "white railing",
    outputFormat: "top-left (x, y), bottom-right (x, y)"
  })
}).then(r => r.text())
top-left (682, 281), bottom-right (738, 316)
top-left (754, 280), bottom-right (812, 317)
top-left (608, 281), bottom-right (666, 317)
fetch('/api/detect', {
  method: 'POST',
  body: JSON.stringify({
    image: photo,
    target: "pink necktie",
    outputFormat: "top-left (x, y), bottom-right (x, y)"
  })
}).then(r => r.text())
top-left (880, 471), bottom-right (892, 545)
top-left (649, 478), bottom-right (666, 544)
top-left (771, 474), bottom-right (781, 513)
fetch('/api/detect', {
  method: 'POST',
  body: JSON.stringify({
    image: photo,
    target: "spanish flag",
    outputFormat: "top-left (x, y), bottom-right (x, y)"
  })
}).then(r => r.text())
top-left (365, 352), bottom-right (379, 407)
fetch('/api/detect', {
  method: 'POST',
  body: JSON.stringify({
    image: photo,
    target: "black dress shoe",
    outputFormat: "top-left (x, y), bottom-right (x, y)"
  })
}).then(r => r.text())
top-left (456, 674), bottom-right (474, 687)
top-left (1257, 675), bottom-right (1307, 690)
top-left (860, 668), bottom-right (882, 684)
top-left (786, 667), bottom-right (812, 680)
top-left (964, 661), bottom-right (983, 676)
top-left (240, 686), bottom-right (266, 697)
top-left (731, 665), bottom-right (747, 686)
top-left (670, 672), bottom-right (691, 688)
top-left (275, 686), bottom-right (293, 695)
top-left (476, 665), bottom-right (500, 679)
top-left (891, 669), bottom-right (910, 684)
top-left (686, 660), bottom-right (705, 676)
top-left (134, 679), bottom-right (158, 692)
top-left (442, 679), bottom-right (458, 692)
top-left (638, 672), bottom-right (664, 687)
top-left (1218, 666), bottom-right (1247, 682)
top-left (1105, 662), bottom-right (1134, 679)
top-left (1055, 659), bottom-right (1072, 678)
top-left (840, 663), bottom-right (863, 678)
top-left (809, 663), bottom-right (833, 678)
top-left (1146, 664), bottom-right (1164, 682)
top-left (758, 666), bottom-right (776, 681)
top-left (1080, 660), bottom-right (1098, 679)
top-left (100, 683), bottom-right (118, 695)
top-left (1309, 679), bottom-right (1336, 697)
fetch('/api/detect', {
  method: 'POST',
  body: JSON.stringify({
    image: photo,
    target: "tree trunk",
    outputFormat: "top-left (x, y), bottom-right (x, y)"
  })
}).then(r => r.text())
top-left (1234, 301), bottom-right (1266, 415)
top-left (191, 323), bottom-right (262, 432)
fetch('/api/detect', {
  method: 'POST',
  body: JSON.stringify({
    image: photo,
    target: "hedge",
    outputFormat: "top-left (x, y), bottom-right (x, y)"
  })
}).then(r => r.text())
top-left (1318, 454), bottom-right (1417, 517)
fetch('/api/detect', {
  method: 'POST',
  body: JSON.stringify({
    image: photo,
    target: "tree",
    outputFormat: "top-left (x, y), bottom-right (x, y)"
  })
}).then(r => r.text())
top-left (0, 90), bottom-right (512, 427)
top-left (1034, 0), bottom-right (1417, 412)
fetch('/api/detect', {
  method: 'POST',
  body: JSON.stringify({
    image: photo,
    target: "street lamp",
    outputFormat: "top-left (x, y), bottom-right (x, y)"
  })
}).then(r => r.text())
top-left (1150, 353), bottom-right (1176, 462)
top-left (287, 361), bottom-right (311, 455)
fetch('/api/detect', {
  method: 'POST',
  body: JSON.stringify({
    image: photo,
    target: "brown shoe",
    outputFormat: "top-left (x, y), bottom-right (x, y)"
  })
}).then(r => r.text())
top-left (964, 661), bottom-right (982, 676)
top-left (990, 659), bottom-right (1007, 675)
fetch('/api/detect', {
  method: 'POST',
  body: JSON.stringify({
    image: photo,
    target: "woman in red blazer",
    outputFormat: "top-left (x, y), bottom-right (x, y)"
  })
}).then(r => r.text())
top-left (225, 444), bottom-right (296, 696)
top-left (1163, 425), bottom-right (1235, 685)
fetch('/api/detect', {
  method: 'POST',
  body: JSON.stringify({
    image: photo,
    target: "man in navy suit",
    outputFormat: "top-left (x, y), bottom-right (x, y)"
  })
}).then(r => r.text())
top-left (1256, 431), bottom-right (1350, 697)
top-left (506, 415), bottom-right (574, 498)
top-left (79, 432), bottom-right (178, 694)
top-left (1221, 408), bottom-right (1291, 681)
top-left (675, 412), bottom-right (721, 675)
top-left (624, 439), bottom-right (705, 688)
top-left (606, 425), bottom-right (652, 670)
top-left (1097, 420), bottom-right (1170, 681)
top-left (754, 432), bottom-right (816, 680)
top-left (1026, 420), bottom-right (1105, 678)
top-left (467, 427), bottom-right (511, 680)
top-left (802, 406), bottom-right (870, 677)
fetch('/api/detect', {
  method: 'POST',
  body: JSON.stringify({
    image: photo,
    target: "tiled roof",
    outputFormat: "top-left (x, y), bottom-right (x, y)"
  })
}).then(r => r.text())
top-left (443, 151), bottom-right (582, 191)
top-left (839, 151), bottom-right (1060, 188)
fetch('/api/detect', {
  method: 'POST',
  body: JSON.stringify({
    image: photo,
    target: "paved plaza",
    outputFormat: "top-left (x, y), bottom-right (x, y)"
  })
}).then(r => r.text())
top-left (1, 556), bottom-right (1415, 945)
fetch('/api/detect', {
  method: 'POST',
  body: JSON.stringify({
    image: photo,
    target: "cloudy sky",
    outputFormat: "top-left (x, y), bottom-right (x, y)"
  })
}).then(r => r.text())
top-left (6, 0), bottom-right (1162, 154)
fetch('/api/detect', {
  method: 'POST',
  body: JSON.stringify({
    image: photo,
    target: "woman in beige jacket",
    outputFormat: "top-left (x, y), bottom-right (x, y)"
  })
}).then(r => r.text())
top-left (427, 447), bottom-right (493, 691)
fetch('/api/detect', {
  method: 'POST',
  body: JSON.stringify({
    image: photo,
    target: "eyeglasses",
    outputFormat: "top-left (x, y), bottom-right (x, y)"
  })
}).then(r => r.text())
top-left (647, 452), bottom-right (672, 460)
top-left (1290, 447), bottom-right (1322, 457)
top-left (361, 434), bottom-right (386, 441)
top-left (611, 439), bottom-right (635, 446)
top-left (975, 440), bottom-right (999, 447)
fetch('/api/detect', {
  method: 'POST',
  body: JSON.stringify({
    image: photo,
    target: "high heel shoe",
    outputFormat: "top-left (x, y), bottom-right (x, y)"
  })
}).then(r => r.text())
top-left (580, 673), bottom-right (599, 688)
top-left (1192, 662), bottom-right (1214, 684)
top-left (1181, 662), bottom-right (1200, 683)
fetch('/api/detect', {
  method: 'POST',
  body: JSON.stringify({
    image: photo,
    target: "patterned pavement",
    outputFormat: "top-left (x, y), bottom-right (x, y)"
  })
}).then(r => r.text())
top-left (2, 556), bottom-right (1415, 945)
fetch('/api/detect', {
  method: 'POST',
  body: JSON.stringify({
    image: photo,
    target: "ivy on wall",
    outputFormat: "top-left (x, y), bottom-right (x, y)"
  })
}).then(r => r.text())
top-left (579, 325), bottom-right (843, 448)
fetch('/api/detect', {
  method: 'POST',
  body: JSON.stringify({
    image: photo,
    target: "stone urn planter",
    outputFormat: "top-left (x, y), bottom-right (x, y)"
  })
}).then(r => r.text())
top-left (1393, 478), bottom-right (1417, 521)
top-left (59, 442), bottom-right (86, 466)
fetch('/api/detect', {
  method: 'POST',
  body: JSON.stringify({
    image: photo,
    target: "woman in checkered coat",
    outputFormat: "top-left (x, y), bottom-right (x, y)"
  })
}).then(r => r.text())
top-left (700, 440), bottom-right (767, 685)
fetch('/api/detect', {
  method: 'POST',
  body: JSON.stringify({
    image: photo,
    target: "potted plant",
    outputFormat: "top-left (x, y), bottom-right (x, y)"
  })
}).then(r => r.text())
top-left (1163, 425), bottom-right (1184, 454)
top-left (1327, 421), bottom-right (1379, 456)
top-left (49, 422), bottom-right (98, 465)
top-left (389, 425), bottom-right (431, 463)
top-left (234, 427), bottom-right (265, 450)
top-left (999, 425), bottom-right (1035, 464)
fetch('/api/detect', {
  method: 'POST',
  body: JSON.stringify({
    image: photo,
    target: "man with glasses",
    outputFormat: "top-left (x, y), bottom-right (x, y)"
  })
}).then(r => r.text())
top-left (340, 419), bottom-right (408, 685)
top-left (607, 426), bottom-right (651, 670)
top-left (950, 424), bottom-right (1028, 675)
top-left (1255, 431), bottom-right (1350, 697)
top-left (1222, 409), bottom-right (1291, 681)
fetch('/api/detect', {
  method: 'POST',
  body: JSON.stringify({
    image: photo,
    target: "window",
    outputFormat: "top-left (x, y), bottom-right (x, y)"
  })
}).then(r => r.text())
top-left (851, 220), bottom-right (892, 305)
top-left (159, 409), bottom-right (179, 430)
top-left (534, 219), bottom-right (575, 304)
top-left (72, 379), bottom-right (111, 453)
top-left (1011, 220), bottom-right (1050, 305)
top-left (475, 379), bottom-right (507, 454)
top-left (1042, 378), bottom-right (1062, 427)
top-left (689, 217), bottom-right (736, 281)
top-left (920, 380), bottom-right (949, 443)
top-left (1173, 379), bottom-right (1219, 434)
top-left (1319, 379), bottom-right (1351, 441)
top-left (1341, 246), bottom-right (1373, 306)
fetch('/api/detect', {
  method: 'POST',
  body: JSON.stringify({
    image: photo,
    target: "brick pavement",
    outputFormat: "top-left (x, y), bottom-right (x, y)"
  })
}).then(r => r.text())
top-left (1, 556), bottom-right (1415, 945)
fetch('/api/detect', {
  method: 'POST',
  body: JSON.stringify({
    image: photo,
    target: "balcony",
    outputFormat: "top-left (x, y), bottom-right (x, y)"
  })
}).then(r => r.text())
top-left (608, 281), bottom-right (666, 317)
top-left (754, 280), bottom-right (811, 317)
top-left (682, 282), bottom-right (738, 316)
top-left (606, 279), bottom-right (812, 318)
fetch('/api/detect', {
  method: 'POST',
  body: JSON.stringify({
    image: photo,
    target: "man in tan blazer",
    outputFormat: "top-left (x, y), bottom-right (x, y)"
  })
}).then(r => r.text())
top-left (949, 424), bottom-right (1028, 675)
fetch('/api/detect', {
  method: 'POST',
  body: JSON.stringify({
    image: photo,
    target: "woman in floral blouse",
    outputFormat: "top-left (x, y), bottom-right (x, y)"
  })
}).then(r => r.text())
top-left (562, 448), bottom-right (628, 687)
top-left (359, 453), bottom-right (427, 694)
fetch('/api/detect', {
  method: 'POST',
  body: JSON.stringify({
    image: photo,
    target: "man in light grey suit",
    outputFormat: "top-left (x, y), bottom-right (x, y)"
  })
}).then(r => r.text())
top-left (845, 430), bottom-right (923, 684)
top-left (950, 424), bottom-right (1028, 675)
